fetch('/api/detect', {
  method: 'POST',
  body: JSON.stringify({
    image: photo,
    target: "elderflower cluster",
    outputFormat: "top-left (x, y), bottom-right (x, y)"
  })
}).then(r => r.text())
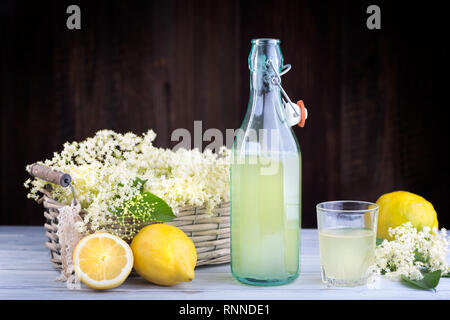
top-left (369, 222), bottom-right (450, 280)
top-left (24, 129), bottom-right (230, 236)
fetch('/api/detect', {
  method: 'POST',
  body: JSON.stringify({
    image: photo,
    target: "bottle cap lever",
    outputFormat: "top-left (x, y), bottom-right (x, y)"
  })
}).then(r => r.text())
top-left (266, 59), bottom-right (308, 127)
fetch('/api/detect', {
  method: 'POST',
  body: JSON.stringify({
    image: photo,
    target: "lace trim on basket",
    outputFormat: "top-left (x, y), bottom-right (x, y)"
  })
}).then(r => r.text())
top-left (55, 200), bottom-right (83, 290)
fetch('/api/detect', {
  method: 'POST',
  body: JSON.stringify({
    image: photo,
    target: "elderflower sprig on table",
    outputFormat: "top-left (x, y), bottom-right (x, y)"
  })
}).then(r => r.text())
top-left (369, 222), bottom-right (449, 289)
top-left (24, 129), bottom-right (230, 238)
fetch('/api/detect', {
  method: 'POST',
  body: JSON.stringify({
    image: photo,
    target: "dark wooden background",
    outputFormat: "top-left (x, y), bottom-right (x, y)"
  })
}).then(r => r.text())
top-left (1, 0), bottom-right (448, 228)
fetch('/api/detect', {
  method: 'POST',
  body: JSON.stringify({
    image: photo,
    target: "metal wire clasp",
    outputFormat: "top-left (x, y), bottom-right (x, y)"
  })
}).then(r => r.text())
top-left (60, 173), bottom-right (78, 205)
top-left (266, 59), bottom-right (299, 117)
top-left (68, 182), bottom-right (78, 206)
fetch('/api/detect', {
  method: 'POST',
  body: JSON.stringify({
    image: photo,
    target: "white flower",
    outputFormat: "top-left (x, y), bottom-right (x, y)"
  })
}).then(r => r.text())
top-left (25, 129), bottom-right (231, 238)
top-left (370, 222), bottom-right (450, 280)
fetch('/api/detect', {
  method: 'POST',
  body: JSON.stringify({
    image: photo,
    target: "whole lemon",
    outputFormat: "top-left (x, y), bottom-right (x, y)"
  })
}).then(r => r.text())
top-left (376, 191), bottom-right (438, 240)
top-left (131, 224), bottom-right (197, 286)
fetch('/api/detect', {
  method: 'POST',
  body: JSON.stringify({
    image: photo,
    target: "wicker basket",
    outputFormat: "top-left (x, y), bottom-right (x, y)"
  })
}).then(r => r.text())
top-left (32, 167), bottom-right (230, 269)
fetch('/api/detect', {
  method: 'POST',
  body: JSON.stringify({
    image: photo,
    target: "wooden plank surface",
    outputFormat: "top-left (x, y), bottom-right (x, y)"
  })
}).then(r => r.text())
top-left (1, 226), bottom-right (449, 300)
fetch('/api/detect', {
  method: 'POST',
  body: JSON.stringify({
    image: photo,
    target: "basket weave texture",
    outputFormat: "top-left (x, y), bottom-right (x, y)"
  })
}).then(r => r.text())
top-left (38, 187), bottom-right (230, 269)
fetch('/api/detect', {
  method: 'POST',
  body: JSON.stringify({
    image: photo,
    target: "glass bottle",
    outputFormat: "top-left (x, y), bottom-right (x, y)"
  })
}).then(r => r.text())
top-left (231, 39), bottom-right (301, 286)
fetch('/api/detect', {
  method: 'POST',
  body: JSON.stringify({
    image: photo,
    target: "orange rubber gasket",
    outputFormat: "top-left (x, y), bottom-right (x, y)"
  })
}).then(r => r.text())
top-left (297, 100), bottom-right (306, 128)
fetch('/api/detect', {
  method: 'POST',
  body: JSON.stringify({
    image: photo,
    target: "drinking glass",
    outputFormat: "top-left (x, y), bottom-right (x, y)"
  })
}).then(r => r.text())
top-left (316, 201), bottom-right (378, 287)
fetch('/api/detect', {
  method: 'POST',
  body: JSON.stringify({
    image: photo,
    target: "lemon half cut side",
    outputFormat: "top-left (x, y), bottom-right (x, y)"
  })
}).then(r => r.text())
top-left (73, 232), bottom-right (134, 290)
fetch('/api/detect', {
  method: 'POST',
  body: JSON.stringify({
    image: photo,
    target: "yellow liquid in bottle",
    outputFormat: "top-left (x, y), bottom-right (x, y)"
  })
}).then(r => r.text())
top-left (231, 155), bottom-right (300, 285)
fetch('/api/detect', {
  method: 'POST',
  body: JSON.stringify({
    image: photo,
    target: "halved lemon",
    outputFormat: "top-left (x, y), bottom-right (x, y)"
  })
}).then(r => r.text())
top-left (73, 233), bottom-right (133, 290)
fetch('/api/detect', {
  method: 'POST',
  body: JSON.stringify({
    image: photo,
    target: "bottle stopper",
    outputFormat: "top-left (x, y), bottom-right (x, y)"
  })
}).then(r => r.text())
top-left (284, 100), bottom-right (308, 127)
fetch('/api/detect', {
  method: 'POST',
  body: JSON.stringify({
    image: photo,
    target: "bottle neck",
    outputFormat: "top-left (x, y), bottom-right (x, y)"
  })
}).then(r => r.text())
top-left (247, 39), bottom-right (284, 118)
top-left (248, 39), bottom-right (283, 73)
top-left (233, 39), bottom-right (300, 158)
top-left (250, 68), bottom-right (280, 95)
top-left (248, 70), bottom-right (285, 126)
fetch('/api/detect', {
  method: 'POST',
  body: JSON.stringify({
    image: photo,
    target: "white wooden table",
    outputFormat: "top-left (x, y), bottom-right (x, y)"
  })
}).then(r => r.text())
top-left (1, 226), bottom-right (449, 300)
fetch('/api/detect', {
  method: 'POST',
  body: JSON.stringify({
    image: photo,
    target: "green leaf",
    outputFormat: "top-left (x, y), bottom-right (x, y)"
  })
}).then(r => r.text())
top-left (111, 177), bottom-right (147, 221)
top-left (112, 207), bottom-right (125, 223)
top-left (414, 250), bottom-right (428, 264)
top-left (132, 177), bottom-right (148, 193)
top-left (112, 178), bottom-right (175, 224)
top-left (441, 273), bottom-right (450, 278)
top-left (400, 270), bottom-right (442, 291)
top-left (124, 191), bottom-right (176, 223)
top-left (376, 238), bottom-right (384, 246)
